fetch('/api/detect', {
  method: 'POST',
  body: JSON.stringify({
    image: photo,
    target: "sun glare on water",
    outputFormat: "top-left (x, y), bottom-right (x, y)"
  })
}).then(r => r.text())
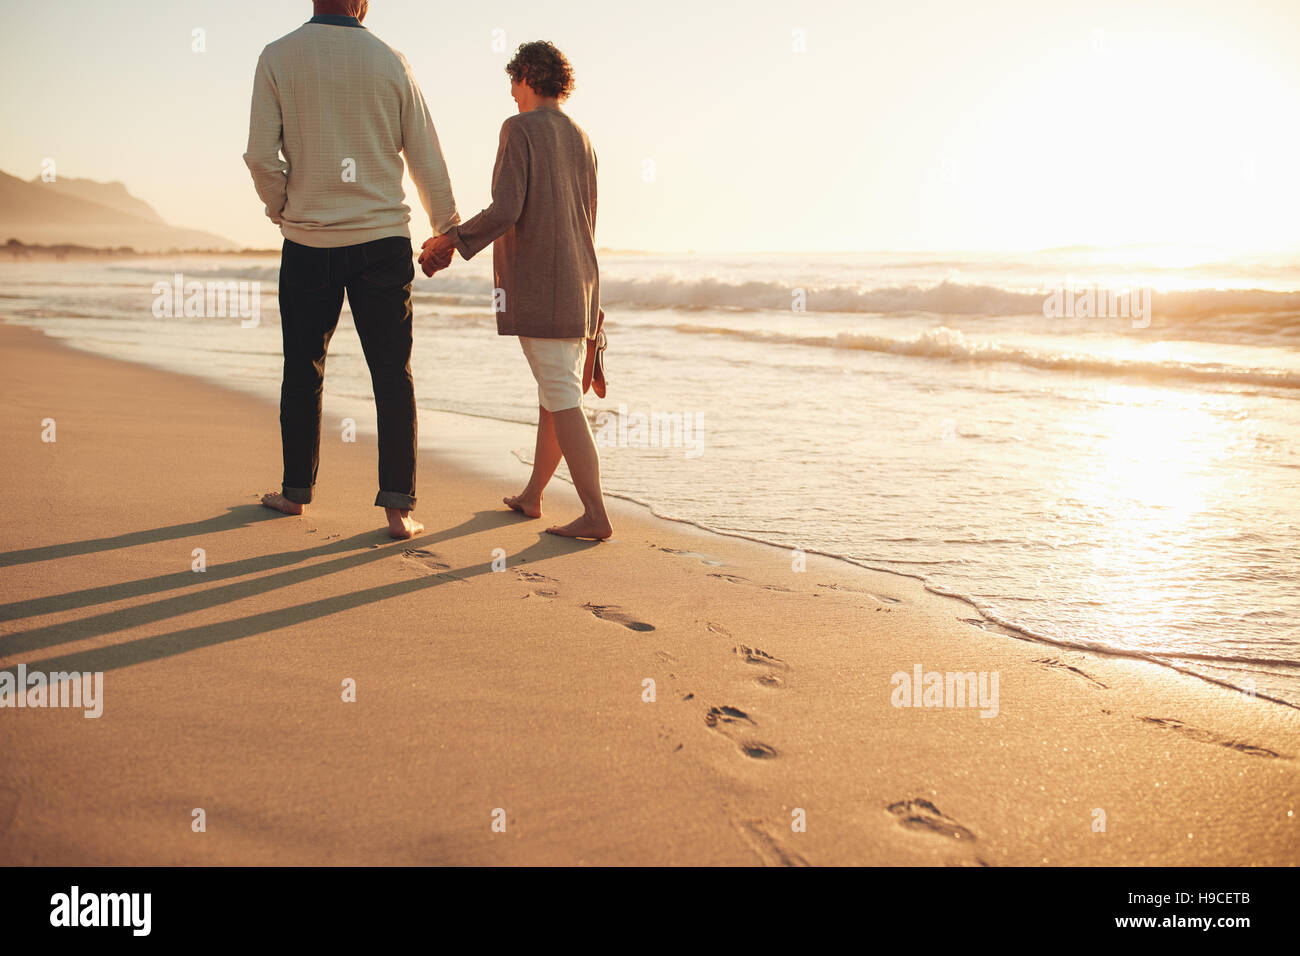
top-left (1065, 384), bottom-right (1237, 643)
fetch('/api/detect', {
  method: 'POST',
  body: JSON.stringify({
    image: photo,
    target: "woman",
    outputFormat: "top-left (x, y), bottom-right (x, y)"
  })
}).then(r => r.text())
top-left (421, 41), bottom-right (611, 540)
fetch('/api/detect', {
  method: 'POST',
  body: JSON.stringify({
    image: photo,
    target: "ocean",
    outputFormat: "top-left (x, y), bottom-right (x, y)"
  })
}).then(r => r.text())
top-left (3, 246), bottom-right (1298, 705)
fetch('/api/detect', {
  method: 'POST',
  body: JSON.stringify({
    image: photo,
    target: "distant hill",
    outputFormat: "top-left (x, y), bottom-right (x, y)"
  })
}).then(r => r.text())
top-left (33, 175), bottom-right (168, 224)
top-left (0, 170), bottom-right (237, 252)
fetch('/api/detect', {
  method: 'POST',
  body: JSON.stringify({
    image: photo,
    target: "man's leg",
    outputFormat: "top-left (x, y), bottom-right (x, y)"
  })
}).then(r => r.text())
top-left (265, 239), bottom-right (345, 515)
top-left (344, 237), bottom-right (422, 539)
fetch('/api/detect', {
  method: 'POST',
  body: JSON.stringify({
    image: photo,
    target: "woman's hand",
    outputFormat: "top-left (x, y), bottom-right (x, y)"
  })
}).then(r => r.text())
top-left (418, 234), bottom-right (455, 277)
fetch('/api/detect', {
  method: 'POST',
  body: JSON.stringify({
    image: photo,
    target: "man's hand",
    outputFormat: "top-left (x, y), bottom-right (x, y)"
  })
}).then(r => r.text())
top-left (419, 234), bottom-right (455, 277)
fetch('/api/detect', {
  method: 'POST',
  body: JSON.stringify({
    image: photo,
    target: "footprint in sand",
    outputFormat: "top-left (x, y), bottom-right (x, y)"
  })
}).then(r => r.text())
top-left (721, 803), bottom-right (809, 866)
top-left (817, 582), bottom-right (867, 593)
top-left (887, 798), bottom-right (976, 842)
top-left (819, 583), bottom-right (902, 604)
top-left (402, 549), bottom-right (451, 571)
top-left (755, 673), bottom-right (785, 689)
top-left (738, 820), bottom-right (809, 867)
top-left (708, 572), bottom-right (749, 585)
top-left (1033, 656), bottom-right (1108, 689)
top-left (516, 570), bottom-right (556, 583)
top-left (1137, 716), bottom-right (1288, 759)
top-left (704, 704), bottom-right (778, 759)
top-left (705, 704), bottom-right (754, 727)
top-left (654, 545), bottom-right (725, 567)
top-left (709, 572), bottom-right (800, 593)
top-left (514, 569), bottom-right (558, 599)
top-left (959, 616), bottom-right (1026, 637)
top-left (584, 603), bottom-right (656, 632)
top-left (734, 644), bottom-right (790, 671)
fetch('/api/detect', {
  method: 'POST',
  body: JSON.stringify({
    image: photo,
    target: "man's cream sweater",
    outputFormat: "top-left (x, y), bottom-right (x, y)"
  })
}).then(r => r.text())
top-left (243, 20), bottom-right (459, 248)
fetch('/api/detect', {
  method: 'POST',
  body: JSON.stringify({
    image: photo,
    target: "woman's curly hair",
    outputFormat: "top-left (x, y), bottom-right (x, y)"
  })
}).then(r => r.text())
top-left (505, 41), bottom-right (575, 101)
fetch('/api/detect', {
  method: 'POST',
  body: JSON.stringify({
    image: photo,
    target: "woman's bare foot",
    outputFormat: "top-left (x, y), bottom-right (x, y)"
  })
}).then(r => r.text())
top-left (386, 508), bottom-right (424, 540)
top-left (504, 493), bottom-right (543, 518)
top-left (545, 514), bottom-right (613, 540)
top-left (261, 492), bottom-right (304, 515)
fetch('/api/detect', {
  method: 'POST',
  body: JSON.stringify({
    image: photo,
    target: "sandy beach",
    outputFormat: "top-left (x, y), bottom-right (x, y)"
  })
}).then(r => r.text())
top-left (0, 320), bottom-right (1296, 866)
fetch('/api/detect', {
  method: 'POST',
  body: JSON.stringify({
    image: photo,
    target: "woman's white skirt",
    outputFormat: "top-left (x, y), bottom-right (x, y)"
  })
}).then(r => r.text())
top-left (518, 336), bottom-right (586, 412)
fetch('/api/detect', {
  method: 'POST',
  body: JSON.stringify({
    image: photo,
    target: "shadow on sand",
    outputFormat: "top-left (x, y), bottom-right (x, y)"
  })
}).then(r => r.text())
top-left (1, 507), bottom-right (595, 680)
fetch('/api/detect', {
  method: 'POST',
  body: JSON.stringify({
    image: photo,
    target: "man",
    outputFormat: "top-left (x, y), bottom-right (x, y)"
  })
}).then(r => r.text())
top-left (243, 0), bottom-right (458, 539)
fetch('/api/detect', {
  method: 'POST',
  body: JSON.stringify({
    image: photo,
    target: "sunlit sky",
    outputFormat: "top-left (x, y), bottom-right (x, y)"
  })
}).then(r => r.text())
top-left (1, 0), bottom-right (1298, 252)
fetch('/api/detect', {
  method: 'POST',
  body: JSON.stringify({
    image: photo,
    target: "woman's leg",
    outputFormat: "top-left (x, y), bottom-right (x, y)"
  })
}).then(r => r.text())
top-left (546, 406), bottom-right (613, 540)
top-left (505, 407), bottom-right (563, 518)
top-left (510, 336), bottom-right (612, 538)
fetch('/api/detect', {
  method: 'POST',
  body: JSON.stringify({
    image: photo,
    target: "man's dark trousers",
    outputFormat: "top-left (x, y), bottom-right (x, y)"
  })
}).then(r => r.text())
top-left (277, 234), bottom-right (418, 511)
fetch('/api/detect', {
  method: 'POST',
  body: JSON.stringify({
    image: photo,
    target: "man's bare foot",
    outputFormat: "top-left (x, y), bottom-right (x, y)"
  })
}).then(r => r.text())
top-left (386, 508), bottom-right (424, 540)
top-left (545, 514), bottom-right (613, 540)
top-left (504, 493), bottom-right (543, 519)
top-left (261, 492), bottom-right (304, 516)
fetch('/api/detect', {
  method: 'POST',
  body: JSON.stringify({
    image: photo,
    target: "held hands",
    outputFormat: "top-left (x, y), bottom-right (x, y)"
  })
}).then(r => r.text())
top-left (419, 234), bottom-right (456, 277)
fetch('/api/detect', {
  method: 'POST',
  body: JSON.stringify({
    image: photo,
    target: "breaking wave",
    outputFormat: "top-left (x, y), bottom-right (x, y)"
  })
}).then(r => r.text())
top-left (673, 323), bottom-right (1300, 390)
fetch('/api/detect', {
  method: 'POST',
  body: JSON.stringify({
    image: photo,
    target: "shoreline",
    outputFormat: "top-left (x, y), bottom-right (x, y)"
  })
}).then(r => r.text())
top-left (1, 320), bottom-right (1297, 865)
top-left (578, 476), bottom-right (1300, 714)
top-left (18, 311), bottom-right (1290, 713)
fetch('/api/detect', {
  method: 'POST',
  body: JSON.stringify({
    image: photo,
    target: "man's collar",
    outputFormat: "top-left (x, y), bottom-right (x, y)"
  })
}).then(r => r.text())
top-left (308, 15), bottom-right (365, 28)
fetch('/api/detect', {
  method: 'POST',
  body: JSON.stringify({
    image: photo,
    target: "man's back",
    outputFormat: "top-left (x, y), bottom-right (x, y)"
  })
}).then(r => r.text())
top-left (244, 19), bottom-right (458, 248)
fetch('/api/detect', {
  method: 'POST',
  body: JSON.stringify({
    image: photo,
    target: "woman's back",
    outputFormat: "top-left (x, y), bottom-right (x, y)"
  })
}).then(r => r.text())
top-left (449, 107), bottom-right (601, 341)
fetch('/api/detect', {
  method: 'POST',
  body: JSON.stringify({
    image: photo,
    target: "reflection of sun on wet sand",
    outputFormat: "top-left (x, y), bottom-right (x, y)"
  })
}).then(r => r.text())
top-left (1, 321), bottom-right (1297, 865)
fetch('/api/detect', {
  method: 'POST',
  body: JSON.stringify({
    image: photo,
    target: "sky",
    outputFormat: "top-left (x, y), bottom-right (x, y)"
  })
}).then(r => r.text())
top-left (1, 0), bottom-right (1298, 253)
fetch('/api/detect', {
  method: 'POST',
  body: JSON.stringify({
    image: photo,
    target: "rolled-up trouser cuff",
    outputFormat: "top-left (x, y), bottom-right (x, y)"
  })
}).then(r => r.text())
top-left (375, 491), bottom-right (416, 511)
top-left (282, 485), bottom-right (312, 505)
